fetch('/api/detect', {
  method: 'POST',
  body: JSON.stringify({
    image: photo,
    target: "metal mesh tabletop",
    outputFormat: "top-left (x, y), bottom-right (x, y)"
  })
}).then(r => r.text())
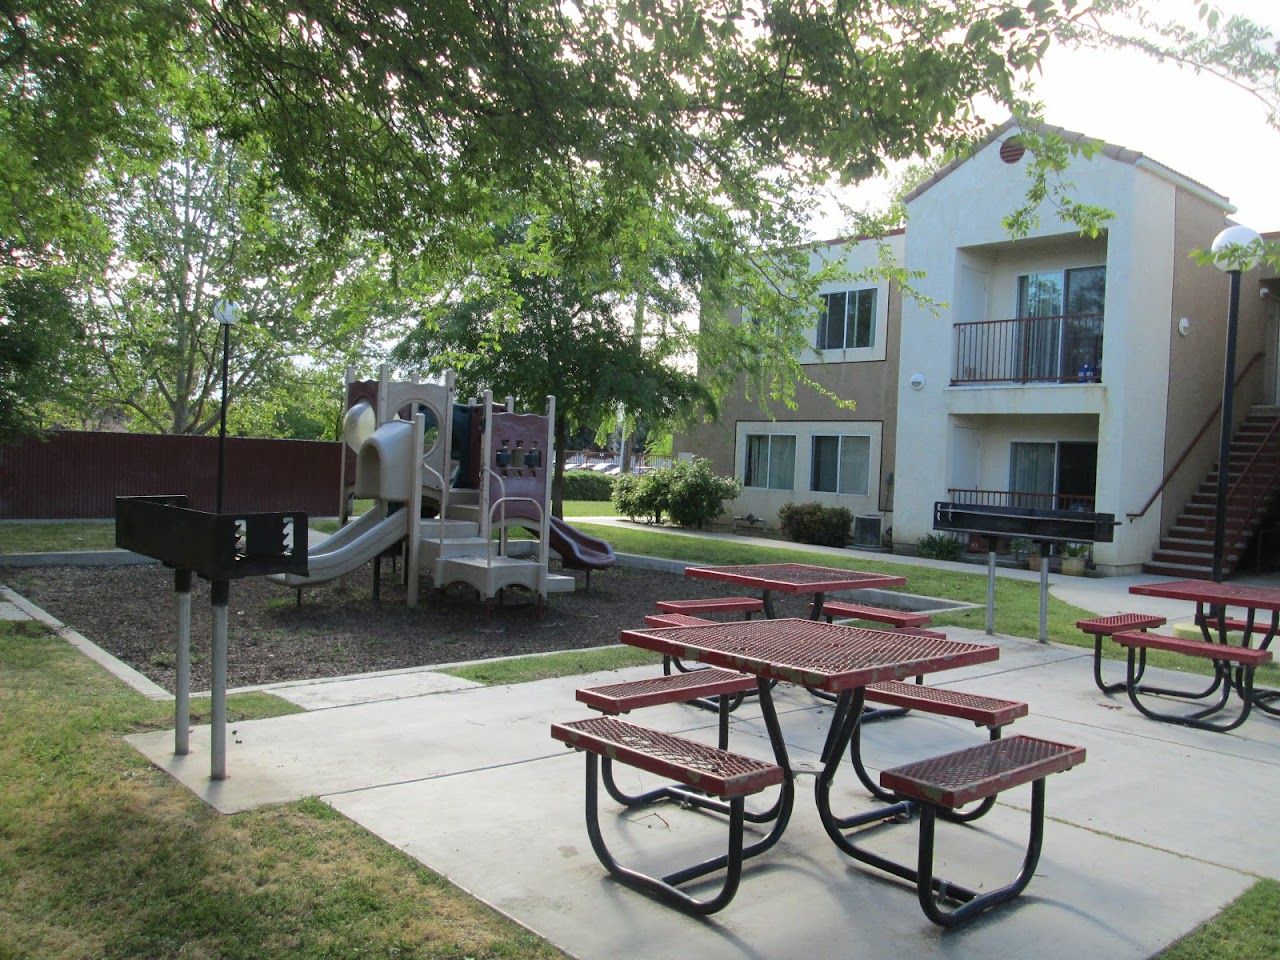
top-left (620, 619), bottom-right (998, 693)
top-left (684, 563), bottom-right (907, 594)
top-left (1130, 579), bottom-right (1280, 611)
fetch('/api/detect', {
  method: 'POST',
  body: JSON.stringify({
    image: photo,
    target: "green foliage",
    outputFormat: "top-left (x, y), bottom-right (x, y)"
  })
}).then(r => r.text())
top-left (561, 470), bottom-right (615, 502)
top-left (611, 459), bottom-right (738, 528)
top-left (611, 471), bottom-right (663, 524)
top-left (442, 646), bottom-right (657, 686)
top-left (662, 458), bottom-right (741, 528)
top-left (915, 533), bottom-right (966, 561)
top-left (778, 503), bottom-right (854, 548)
top-left (0, 273), bottom-right (85, 441)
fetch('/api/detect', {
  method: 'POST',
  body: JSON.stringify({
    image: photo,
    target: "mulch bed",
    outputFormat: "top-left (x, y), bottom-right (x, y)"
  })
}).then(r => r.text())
top-left (1, 560), bottom-right (813, 692)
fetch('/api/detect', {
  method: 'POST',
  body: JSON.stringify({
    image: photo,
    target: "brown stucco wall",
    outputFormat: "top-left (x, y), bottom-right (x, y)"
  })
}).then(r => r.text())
top-left (676, 282), bottom-right (902, 513)
top-left (1159, 190), bottom-right (1270, 531)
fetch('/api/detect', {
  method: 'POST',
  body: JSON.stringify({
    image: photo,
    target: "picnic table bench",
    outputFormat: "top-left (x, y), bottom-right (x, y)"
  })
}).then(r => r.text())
top-left (550, 716), bottom-right (786, 915)
top-left (1113, 630), bottom-right (1273, 731)
top-left (813, 600), bottom-right (932, 628)
top-left (1076, 613), bottom-right (1166, 693)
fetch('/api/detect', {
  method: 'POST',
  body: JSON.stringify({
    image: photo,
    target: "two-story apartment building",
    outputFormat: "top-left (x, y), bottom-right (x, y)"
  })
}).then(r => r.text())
top-left (680, 120), bottom-right (1278, 574)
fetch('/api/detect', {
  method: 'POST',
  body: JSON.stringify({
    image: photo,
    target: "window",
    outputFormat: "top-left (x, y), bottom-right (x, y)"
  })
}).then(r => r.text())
top-left (817, 289), bottom-right (876, 350)
top-left (811, 435), bottom-right (871, 495)
top-left (1016, 266), bottom-right (1105, 319)
top-left (744, 434), bottom-right (796, 489)
top-left (1009, 442), bottom-right (1056, 509)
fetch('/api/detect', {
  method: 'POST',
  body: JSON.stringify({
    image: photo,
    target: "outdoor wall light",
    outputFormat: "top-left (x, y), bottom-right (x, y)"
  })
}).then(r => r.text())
top-left (909, 372), bottom-right (925, 390)
top-left (1177, 317), bottom-right (1191, 336)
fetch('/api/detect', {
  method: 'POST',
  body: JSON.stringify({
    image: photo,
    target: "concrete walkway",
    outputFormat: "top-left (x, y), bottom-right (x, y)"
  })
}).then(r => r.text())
top-left (122, 622), bottom-right (1280, 960)
top-left (10, 530), bottom-right (1280, 958)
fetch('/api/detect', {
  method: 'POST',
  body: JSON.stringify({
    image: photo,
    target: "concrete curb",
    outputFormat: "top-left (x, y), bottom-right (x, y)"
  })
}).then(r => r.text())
top-left (0, 584), bottom-right (170, 700)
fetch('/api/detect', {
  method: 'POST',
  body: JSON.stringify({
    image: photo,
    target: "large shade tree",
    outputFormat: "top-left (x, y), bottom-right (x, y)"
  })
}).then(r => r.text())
top-left (2, 2), bottom-right (1279, 438)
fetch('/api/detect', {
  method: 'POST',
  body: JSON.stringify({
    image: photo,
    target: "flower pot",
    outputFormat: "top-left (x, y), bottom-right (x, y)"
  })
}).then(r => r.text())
top-left (1060, 556), bottom-right (1087, 576)
top-left (1026, 555), bottom-right (1043, 571)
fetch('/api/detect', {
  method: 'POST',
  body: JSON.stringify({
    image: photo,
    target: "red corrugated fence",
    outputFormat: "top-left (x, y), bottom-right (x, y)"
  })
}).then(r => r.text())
top-left (0, 431), bottom-right (342, 519)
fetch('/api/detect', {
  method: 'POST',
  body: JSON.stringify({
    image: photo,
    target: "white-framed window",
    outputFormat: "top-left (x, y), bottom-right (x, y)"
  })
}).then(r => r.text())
top-left (810, 435), bottom-right (871, 495)
top-left (817, 289), bottom-right (876, 350)
top-left (744, 434), bottom-right (796, 489)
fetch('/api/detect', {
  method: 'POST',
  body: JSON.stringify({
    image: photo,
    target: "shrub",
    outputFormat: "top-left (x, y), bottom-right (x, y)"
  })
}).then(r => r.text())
top-left (916, 532), bottom-right (965, 561)
top-left (561, 469), bottom-right (614, 501)
top-left (663, 458), bottom-right (741, 529)
top-left (611, 458), bottom-right (739, 528)
top-left (778, 502), bottom-right (853, 548)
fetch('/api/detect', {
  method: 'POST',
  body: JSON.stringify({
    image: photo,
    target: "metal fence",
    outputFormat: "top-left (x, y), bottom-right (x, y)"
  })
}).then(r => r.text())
top-left (0, 431), bottom-right (342, 519)
top-left (952, 313), bottom-right (1104, 385)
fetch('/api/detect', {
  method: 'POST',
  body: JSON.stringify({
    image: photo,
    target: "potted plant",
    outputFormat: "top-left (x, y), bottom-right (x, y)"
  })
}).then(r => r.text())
top-left (1009, 537), bottom-right (1033, 562)
top-left (1060, 542), bottom-right (1089, 576)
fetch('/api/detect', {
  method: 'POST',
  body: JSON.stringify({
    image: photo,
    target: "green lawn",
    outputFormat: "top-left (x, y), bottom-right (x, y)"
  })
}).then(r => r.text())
top-left (0, 521), bottom-right (117, 554)
top-left (0, 620), bottom-right (565, 960)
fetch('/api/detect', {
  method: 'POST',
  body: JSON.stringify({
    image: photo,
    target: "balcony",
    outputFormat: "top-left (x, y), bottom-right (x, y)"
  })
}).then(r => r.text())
top-left (952, 314), bottom-right (1104, 386)
top-left (948, 488), bottom-right (1096, 512)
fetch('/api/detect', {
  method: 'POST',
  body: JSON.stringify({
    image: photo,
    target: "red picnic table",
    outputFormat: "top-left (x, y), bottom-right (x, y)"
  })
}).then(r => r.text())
top-left (610, 618), bottom-right (1076, 923)
top-left (1129, 578), bottom-right (1280, 721)
top-left (684, 562), bottom-right (906, 619)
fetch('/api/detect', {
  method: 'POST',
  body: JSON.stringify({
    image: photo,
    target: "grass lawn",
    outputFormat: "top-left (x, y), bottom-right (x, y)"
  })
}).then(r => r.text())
top-left (573, 522), bottom-right (1280, 683)
top-left (0, 521), bottom-right (117, 554)
top-left (0, 619), bottom-right (565, 960)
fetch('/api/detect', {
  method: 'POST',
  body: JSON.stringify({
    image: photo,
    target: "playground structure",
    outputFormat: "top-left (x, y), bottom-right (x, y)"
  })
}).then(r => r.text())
top-left (269, 365), bottom-right (615, 607)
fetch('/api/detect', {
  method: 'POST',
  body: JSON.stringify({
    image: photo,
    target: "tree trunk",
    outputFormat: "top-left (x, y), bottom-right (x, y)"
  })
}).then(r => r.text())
top-left (552, 411), bottom-right (568, 519)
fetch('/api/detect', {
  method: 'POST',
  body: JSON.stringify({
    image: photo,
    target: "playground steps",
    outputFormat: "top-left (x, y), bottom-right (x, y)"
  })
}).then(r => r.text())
top-left (442, 554), bottom-right (568, 599)
top-left (417, 518), bottom-right (481, 539)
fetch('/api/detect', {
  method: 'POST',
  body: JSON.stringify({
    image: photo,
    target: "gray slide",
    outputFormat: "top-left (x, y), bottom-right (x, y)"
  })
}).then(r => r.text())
top-left (268, 505), bottom-right (408, 588)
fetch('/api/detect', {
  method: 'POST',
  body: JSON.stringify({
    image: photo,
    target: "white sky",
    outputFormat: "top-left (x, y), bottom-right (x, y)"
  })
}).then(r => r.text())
top-left (814, 0), bottom-right (1280, 236)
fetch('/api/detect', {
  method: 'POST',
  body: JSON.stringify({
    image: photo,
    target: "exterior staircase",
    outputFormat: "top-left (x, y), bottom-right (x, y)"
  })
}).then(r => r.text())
top-left (1145, 406), bottom-right (1280, 577)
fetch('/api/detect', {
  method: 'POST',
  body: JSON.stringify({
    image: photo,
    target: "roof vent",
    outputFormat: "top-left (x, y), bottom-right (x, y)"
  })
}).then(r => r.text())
top-left (999, 138), bottom-right (1026, 164)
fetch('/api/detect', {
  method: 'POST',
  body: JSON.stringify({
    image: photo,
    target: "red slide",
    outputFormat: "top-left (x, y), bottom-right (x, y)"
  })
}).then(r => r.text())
top-left (548, 516), bottom-right (616, 571)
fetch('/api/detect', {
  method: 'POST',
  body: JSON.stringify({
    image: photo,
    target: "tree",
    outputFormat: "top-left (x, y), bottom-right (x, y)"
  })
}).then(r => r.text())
top-left (75, 118), bottom-right (402, 435)
top-left (0, 273), bottom-right (84, 440)
top-left (393, 216), bottom-right (711, 517)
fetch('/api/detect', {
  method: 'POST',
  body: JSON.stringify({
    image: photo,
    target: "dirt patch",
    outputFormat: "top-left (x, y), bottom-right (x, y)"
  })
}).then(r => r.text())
top-left (2, 561), bottom-right (814, 691)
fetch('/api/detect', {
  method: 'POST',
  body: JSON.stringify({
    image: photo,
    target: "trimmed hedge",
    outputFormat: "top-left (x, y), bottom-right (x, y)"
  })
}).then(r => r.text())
top-left (561, 469), bottom-right (615, 501)
top-left (778, 502), bottom-right (853, 548)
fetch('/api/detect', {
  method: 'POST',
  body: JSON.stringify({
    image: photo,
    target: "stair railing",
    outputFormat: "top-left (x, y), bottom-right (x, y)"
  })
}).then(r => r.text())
top-left (1126, 351), bottom-right (1265, 522)
top-left (1215, 414), bottom-right (1280, 560)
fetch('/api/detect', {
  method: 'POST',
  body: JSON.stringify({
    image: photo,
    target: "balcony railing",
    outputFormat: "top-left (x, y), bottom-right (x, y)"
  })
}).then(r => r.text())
top-left (952, 313), bottom-right (1104, 385)
top-left (949, 488), bottom-right (1096, 512)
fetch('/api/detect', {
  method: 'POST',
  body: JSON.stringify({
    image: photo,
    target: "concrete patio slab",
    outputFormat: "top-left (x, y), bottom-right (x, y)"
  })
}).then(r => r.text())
top-left (329, 746), bottom-right (1250, 960)
top-left (121, 615), bottom-right (1280, 959)
top-left (267, 670), bottom-right (482, 710)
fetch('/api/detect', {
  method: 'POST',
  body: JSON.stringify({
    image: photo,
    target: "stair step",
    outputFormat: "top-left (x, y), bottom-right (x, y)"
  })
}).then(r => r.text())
top-left (418, 518), bottom-right (479, 539)
top-left (1152, 549), bottom-right (1240, 565)
top-left (1143, 561), bottom-right (1215, 576)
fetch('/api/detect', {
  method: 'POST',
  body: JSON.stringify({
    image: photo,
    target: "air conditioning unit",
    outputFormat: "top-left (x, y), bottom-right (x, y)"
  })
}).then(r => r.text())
top-left (852, 515), bottom-right (882, 548)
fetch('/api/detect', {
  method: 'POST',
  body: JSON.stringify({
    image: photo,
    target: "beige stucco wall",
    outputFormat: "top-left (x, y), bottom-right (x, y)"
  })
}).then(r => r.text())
top-left (1156, 190), bottom-right (1271, 532)
top-left (676, 236), bottom-right (903, 528)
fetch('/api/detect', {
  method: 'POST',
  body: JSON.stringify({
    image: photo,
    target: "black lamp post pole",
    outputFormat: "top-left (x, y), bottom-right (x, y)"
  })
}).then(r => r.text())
top-left (1212, 267), bottom-right (1243, 583)
top-left (216, 314), bottom-right (232, 514)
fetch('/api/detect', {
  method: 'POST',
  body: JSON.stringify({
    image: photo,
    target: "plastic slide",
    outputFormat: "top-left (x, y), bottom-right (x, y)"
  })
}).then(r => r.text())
top-left (547, 516), bottom-right (616, 571)
top-left (268, 506), bottom-right (409, 588)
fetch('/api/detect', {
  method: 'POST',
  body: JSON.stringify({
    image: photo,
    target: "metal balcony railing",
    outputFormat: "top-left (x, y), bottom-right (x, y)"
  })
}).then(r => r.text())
top-left (952, 313), bottom-right (1104, 385)
top-left (949, 488), bottom-right (1097, 512)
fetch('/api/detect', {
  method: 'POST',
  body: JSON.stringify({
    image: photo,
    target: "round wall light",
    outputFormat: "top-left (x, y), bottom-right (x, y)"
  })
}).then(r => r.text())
top-left (1177, 317), bottom-right (1191, 337)
top-left (909, 373), bottom-right (926, 391)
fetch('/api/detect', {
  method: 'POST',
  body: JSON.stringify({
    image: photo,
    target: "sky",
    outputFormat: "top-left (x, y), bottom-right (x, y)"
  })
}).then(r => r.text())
top-left (814, 0), bottom-right (1280, 237)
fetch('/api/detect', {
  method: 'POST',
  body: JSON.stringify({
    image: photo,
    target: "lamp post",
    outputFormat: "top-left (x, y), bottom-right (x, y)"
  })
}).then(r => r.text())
top-left (1209, 226), bottom-right (1261, 582)
top-left (212, 299), bottom-right (241, 514)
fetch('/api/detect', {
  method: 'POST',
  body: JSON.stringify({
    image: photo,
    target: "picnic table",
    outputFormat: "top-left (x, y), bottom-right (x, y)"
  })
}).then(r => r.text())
top-left (619, 617), bottom-right (999, 829)
top-left (684, 562), bottom-right (906, 619)
top-left (1128, 579), bottom-right (1280, 722)
top-left (600, 617), bottom-right (1079, 923)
